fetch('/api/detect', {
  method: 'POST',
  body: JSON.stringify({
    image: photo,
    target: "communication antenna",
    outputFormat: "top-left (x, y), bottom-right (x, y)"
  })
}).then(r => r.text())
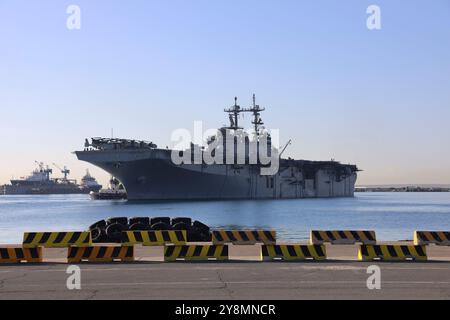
top-left (224, 97), bottom-right (243, 129)
top-left (249, 94), bottom-right (265, 135)
top-left (223, 94), bottom-right (266, 134)
top-left (34, 160), bottom-right (43, 170)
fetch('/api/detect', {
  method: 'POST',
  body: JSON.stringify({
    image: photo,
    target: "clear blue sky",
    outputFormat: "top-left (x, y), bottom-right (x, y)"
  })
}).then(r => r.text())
top-left (1, 0), bottom-right (449, 186)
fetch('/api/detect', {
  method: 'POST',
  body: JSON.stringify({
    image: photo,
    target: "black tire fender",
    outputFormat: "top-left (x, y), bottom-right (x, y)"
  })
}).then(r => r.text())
top-left (150, 222), bottom-right (172, 230)
top-left (129, 217), bottom-right (150, 226)
top-left (129, 222), bottom-right (150, 231)
top-left (89, 219), bottom-right (107, 230)
top-left (172, 222), bottom-right (189, 230)
top-left (105, 222), bottom-right (127, 242)
top-left (193, 220), bottom-right (210, 233)
top-left (106, 217), bottom-right (129, 226)
top-left (171, 217), bottom-right (192, 226)
top-left (150, 217), bottom-right (171, 225)
top-left (90, 227), bottom-right (103, 241)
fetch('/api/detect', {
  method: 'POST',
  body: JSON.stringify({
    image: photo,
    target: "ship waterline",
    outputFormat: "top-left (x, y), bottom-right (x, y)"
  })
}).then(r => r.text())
top-left (75, 145), bottom-right (357, 201)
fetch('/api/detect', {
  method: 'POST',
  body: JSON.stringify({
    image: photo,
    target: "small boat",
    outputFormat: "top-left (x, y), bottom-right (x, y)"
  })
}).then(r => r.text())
top-left (90, 177), bottom-right (127, 200)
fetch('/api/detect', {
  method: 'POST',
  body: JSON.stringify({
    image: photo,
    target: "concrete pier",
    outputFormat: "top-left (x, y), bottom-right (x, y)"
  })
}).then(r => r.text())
top-left (0, 242), bottom-right (449, 299)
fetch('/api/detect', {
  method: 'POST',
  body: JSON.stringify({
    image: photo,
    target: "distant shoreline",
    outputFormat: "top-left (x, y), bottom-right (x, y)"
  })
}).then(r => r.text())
top-left (356, 186), bottom-right (450, 192)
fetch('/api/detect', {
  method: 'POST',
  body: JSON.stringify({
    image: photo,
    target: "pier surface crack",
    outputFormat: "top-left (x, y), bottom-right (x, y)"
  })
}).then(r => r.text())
top-left (216, 269), bottom-right (234, 299)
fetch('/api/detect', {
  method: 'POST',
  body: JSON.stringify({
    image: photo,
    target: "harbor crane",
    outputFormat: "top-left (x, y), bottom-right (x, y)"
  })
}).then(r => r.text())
top-left (52, 163), bottom-right (70, 180)
top-left (34, 161), bottom-right (52, 173)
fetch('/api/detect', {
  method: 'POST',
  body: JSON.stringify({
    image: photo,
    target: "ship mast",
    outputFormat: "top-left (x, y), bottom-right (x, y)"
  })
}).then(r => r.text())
top-left (223, 94), bottom-right (266, 134)
top-left (35, 161), bottom-right (52, 180)
top-left (224, 97), bottom-right (243, 130)
top-left (249, 94), bottom-right (265, 135)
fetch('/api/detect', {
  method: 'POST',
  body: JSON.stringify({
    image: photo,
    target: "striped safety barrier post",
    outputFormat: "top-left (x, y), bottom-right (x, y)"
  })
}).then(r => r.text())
top-left (212, 230), bottom-right (276, 245)
top-left (358, 244), bottom-right (427, 261)
top-left (23, 231), bottom-right (92, 248)
top-left (122, 230), bottom-right (186, 246)
top-left (164, 245), bottom-right (228, 261)
top-left (414, 231), bottom-right (450, 246)
top-left (0, 247), bottom-right (43, 264)
top-left (67, 246), bottom-right (134, 263)
top-left (261, 244), bottom-right (326, 261)
top-left (310, 230), bottom-right (376, 245)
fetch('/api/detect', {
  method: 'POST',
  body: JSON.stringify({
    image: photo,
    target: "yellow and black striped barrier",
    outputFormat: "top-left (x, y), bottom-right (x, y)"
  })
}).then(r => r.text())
top-left (164, 244), bottom-right (228, 261)
top-left (261, 244), bottom-right (326, 261)
top-left (310, 230), bottom-right (376, 245)
top-left (414, 231), bottom-right (450, 246)
top-left (23, 231), bottom-right (92, 248)
top-left (212, 230), bottom-right (276, 245)
top-left (122, 230), bottom-right (187, 246)
top-left (358, 244), bottom-right (427, 261)
top-left (0, 247), bottom-right (43, 264)
top-left (67, 246), bottom-right (134, 263)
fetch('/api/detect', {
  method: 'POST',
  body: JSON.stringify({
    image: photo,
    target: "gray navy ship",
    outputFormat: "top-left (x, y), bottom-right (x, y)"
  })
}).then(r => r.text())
top-left (75, 96), bottom-right (358, 200)
top-left (2, 162), bottom-right (102, 195)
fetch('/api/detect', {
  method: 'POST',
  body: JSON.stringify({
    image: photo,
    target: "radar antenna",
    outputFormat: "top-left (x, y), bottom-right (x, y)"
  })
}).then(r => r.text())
top-left (224, 97), bottom-right (242, 129)
top-left (223, 94), bottom-right (266, 134)
top-left (249, 94), bottom-right (265, 135)
top-left (35, 161), bottom-right (52, 179)
top-left (34, 161), bottom-right (44, 171)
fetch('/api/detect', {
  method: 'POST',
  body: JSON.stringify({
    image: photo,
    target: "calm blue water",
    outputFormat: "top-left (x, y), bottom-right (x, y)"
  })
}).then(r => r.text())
top-left (0, 193), bottom-right (449, 244)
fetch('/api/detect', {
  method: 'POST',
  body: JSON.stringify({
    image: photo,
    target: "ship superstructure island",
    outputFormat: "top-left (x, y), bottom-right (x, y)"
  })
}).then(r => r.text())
top-left (75, 96), bottom-right (358, 200)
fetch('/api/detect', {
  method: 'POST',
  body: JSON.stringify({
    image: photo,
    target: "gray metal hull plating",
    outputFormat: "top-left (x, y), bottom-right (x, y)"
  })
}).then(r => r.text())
top-left (75, 149), bottom-right (357, 201)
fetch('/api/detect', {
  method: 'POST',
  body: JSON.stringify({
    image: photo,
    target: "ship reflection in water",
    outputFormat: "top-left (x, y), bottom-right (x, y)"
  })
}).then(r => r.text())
top-left (1, 162), bottom-right (102, 195)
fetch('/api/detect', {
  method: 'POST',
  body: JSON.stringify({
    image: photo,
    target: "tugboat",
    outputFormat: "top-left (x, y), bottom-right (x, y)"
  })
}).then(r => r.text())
top-left (1, 162), bottom-right (102, 195)
top-left (90, 176), bottom-right (127, 200)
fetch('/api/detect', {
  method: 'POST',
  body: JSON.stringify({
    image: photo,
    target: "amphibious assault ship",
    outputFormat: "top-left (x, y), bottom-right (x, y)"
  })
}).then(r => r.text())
top-left (75, 96), bottom-right (358, 200)
top-left (2, 162), bottom-right (102, 195)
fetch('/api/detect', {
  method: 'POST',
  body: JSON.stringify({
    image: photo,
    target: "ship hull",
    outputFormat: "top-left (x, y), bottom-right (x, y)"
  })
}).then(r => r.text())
top-left (2, 185), bottom-right (101, 195)
top-left (90, 191), bottom-right (127, 200)
top-left (75, 149), bottom-right (357, 201)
